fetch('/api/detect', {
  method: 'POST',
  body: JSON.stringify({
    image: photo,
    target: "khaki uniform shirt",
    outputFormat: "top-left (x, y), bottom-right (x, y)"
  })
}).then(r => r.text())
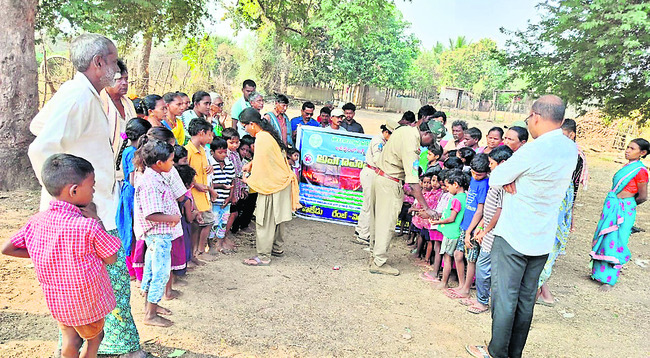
top-left (376, 126), bottom-right (421, 184)
top-left (365, 134), bottom-right (386, 167)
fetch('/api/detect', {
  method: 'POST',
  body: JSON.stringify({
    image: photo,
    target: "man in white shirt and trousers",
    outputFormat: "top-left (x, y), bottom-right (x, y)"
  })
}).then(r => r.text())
top-left (467, 95), bottom-right (577, 358)
top-left (28, 33), bottom-right (145, 358)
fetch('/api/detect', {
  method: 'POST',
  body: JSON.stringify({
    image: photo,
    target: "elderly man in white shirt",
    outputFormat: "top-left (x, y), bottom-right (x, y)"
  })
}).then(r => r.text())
top-left (29, 34), bottom-right (119, 230)
top-left (467, 95), bottom-right (577, 358)
top-left (27, 33), bottom-right (145, 358)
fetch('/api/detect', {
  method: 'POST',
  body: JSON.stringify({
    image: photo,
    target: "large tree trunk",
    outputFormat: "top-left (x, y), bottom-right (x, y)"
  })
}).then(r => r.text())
top-left (137, 31), bottom-right (153, 97)
top-left (0, 0), bottom-right (39, 190)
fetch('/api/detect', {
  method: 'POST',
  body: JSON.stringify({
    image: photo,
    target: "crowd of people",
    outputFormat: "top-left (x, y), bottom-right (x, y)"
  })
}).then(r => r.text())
top-left (0, 33), bottom-right (648, 358)
top-left (352, 97), bottom-right (648, 358)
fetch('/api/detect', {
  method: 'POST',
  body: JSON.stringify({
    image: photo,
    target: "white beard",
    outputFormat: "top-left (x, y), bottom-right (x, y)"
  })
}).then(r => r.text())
top-left (100, 67), bottom-right (117, 88)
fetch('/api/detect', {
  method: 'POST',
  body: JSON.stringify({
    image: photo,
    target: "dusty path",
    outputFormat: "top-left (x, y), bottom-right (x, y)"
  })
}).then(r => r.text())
top-left (1, 109), bottom-right (649, 357)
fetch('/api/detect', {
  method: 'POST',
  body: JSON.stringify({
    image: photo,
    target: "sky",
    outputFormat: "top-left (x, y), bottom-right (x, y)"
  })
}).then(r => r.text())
top-left (206, 0), bottom-right (544, 49)
top-left (394, 0), bottom-right (543, 49)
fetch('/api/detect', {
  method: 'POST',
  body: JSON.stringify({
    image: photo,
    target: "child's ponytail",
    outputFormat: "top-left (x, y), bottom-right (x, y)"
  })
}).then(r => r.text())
top-left (133, 126), bottom-right (174, 172)
top-left (117, 118), bottom-right (152, 173)
top-left (115, 134), bottom-right (130, 171)
top-left (133, 135), bottom-right (149, 173)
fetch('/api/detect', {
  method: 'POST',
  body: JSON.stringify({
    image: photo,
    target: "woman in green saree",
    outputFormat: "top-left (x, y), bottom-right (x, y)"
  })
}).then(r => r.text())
top-left (590, 138), bottom-right (648, 291)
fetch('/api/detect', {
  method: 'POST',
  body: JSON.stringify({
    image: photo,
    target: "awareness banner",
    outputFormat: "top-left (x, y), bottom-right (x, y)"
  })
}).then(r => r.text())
top-left (295, 126), bottom-right (372, 226)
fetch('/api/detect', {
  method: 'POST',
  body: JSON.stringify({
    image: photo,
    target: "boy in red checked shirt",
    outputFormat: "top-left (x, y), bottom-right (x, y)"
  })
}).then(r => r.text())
top-left (2, 154), bottom-right (120, 358)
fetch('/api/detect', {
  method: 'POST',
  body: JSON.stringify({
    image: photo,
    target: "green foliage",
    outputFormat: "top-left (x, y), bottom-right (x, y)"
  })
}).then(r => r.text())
top-left (226, 0), bottom-right (419, 91)
top-left (502, 0), bottom-right (650, 121)
top-left (321, 0), bottom-right (420, 89)
top-left (181, 35), bottom-right (247, 96)
top-left (438, 38), bottom-right (508, 99)
top-left (37, 0), bottom-right (210, 48)
top-left (182, 35), bottom-right (245, 80)
top-left (407, 43), bottom-right (444, 98)
top-left (448, 36), bottom-right (471, 50)
top-left (250, 25), bottom-right (292, 93)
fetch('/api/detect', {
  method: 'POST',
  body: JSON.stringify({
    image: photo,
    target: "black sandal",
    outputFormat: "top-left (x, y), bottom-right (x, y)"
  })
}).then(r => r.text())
top-left (271, 250), bottom-right (285, 257)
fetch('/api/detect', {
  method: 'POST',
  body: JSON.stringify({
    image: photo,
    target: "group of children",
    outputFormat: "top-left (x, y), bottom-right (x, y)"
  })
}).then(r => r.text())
top-left (2, 97), bottom-right (585, 355)
top-left (399, 125), bottom-right (515, 314)
top-left (396, 121), bottom-right (585, 315)
top-left (119, 115), bottom-right (260, 327)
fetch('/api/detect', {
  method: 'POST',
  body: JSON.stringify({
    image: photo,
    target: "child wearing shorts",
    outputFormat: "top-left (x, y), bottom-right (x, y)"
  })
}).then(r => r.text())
top-left (2, 154), bottom-right (120, 357)
top-left (429, 169), bottom-right (468, 289)
top-left (447, 154), bottom-right (490, 300)
top-left (464, 145), bottom-right (513, 314)
top-left (185, 118), bottom-right (216, 263)
top-left (210, 137), bottom-right (236, 254)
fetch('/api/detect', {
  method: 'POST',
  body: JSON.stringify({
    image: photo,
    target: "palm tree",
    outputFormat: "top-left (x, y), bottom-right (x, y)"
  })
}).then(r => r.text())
top-left (432, 41), bottom-right (446, 55)
top-left (448, 36), bottom-right (471, 50)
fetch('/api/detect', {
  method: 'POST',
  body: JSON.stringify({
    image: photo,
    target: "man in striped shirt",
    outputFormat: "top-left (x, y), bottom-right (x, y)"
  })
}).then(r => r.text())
top-left (210, 137), bottom-right (236, 254)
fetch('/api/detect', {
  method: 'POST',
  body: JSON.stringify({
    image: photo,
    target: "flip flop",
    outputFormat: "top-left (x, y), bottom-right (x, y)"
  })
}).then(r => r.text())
top-left (445, 288), bottom-right (470, 299)
top-left (459, 298), bottom-right (476, 306)
top-left (466, 345), bottom-right (491, 358)
top-left (242, 256), bottom-right (271, 266)
top-left (271, 250), bottom-right (285, 257)
top-left (535, 298), bottom-right (556, 307)
top-left (467, 305), bottom-right (489, 314)
top-left (419, 272), bottom-right (440, 282)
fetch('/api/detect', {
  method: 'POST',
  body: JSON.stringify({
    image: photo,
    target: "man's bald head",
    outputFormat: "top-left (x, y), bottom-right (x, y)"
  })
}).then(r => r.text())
top-left (532, 95), bottom-right (565, 123)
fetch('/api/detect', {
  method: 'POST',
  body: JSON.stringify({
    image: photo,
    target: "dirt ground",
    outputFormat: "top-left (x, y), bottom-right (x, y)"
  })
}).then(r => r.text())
top-left (1, 109), bottom-right (649, 357)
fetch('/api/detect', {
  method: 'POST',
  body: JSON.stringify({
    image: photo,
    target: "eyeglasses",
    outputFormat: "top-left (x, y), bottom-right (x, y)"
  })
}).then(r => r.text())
top-left (525, 112), bottom-right (540, 124)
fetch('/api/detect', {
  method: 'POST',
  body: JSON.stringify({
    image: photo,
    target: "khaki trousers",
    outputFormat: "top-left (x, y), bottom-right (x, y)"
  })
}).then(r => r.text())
top-left (369, 175), bottom-right (403, 266)
top-left (355, 167), bottom-right (377, 240)
top-left (255, 185), bottom-right (292, 260)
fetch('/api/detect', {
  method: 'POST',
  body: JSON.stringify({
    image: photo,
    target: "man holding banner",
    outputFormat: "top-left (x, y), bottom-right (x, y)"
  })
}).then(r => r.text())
top-left (368, 121), bottom-right (436, 276)
top-left (354, 119), bottom-right (398, 245)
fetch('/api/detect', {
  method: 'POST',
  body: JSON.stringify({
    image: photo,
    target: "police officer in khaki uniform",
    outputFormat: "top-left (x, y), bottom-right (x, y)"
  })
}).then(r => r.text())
top-left (368, 119), bottom-right (436, 276)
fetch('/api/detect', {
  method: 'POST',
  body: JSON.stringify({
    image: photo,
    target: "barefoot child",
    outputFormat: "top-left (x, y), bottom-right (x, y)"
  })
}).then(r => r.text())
top-left (116, 118), bottom-right (152, 281)
top-left (447, 154), bottom-right (490, 300)
top-left (2, 154), bottom-right (120, 357)
top-left (463, 146), bottom-right (513, 314)
top-left (132, 128), bottom-right (188, 288)
top-left (210, 137), bottom-right (236, 254)
top-left (222, 127), bottom-right (244, 250)
top-left (163, 146), bottom-right (192, 299)
top-left (185, 118), bottom-right (216, 262)
top-left (409, 173), bottom-right (435, 263)
top-left (416, 171), bottom-right (444, 266)
top-left (170, 153), bottom-right (194, 280)
top-left (420, 169), bottom-right (451, 282)
top-left (423, 171), bottom-right (444, 268)
top-left (430, 170), bottom-right (468, 289)
top-left (134, 140), bottom-right (181, 327)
